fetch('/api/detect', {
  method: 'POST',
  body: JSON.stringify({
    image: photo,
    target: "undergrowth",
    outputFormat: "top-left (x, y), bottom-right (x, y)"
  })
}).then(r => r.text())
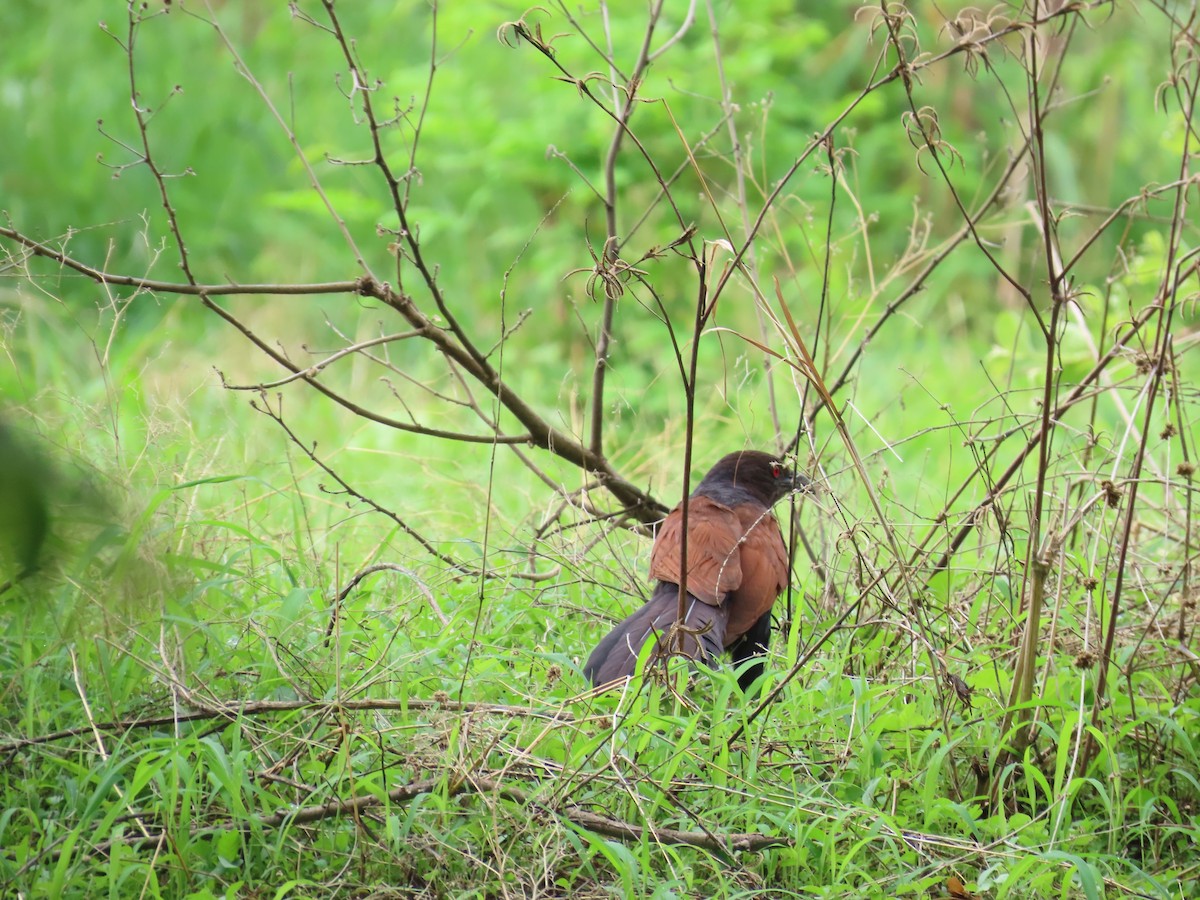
top-left (1, 299), bottom-right (1197, 898)
top-left (2, 2), bottom-right (1199, 898)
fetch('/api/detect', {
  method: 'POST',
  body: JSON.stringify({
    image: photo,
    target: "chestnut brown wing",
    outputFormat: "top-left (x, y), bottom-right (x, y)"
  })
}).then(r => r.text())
top-left (723, 508), bottom-right (789, 643)
top-left (648, 496), bottom-right (743, 606)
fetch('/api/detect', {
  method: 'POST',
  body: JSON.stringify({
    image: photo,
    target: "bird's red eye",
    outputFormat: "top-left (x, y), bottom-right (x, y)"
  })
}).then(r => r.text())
top-left (770, 461), bottom-right (782, 478)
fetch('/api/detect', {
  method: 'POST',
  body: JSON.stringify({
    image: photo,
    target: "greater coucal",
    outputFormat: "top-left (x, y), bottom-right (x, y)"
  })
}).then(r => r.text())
top-left (584, 450), bottom-right (807, 690)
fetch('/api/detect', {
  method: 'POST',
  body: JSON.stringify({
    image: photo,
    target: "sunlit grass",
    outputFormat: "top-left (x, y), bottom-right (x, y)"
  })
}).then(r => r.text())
top-left (3, 259), bottom-right (1199, 897)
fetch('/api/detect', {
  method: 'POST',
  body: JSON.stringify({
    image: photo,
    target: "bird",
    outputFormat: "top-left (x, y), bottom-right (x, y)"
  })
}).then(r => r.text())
top-left (584, 450), bottom-right (808, 691)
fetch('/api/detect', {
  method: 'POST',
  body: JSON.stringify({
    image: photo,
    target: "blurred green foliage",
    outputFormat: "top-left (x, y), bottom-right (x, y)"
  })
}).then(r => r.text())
top-left (5, 0), bottom-right (1191, 495)
top-left (2, 1), bottom-right (1184, 332)
top-left (0, 418), bottom-right (49, 577)
top-left (2, 1), bottom-right (1194, 559)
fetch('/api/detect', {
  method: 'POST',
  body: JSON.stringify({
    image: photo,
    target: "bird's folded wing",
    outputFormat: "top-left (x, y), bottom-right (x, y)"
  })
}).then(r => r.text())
top-left (724, 508), bottom-right (789, 640)
top-left (648, 496), bottom-right (743, 605)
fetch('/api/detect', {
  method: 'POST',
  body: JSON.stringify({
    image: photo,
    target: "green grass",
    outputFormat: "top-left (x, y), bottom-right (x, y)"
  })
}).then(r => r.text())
top-left (1, 288), bottom-right (1197, 898)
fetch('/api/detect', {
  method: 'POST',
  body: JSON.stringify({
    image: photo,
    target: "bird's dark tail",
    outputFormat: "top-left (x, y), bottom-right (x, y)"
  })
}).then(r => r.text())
top-left (583, 582), bottom-right (728, 686)
top-left (728, 610), bottom-right (772, 693)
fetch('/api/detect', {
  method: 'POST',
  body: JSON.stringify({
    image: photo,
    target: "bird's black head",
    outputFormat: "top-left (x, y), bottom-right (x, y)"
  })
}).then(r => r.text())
top-left (694, 450), bottom-right (810, 507)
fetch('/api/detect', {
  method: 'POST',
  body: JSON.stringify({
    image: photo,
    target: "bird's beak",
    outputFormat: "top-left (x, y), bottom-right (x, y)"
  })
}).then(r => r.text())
top-left (789, 471), bottom-right (814, 494)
